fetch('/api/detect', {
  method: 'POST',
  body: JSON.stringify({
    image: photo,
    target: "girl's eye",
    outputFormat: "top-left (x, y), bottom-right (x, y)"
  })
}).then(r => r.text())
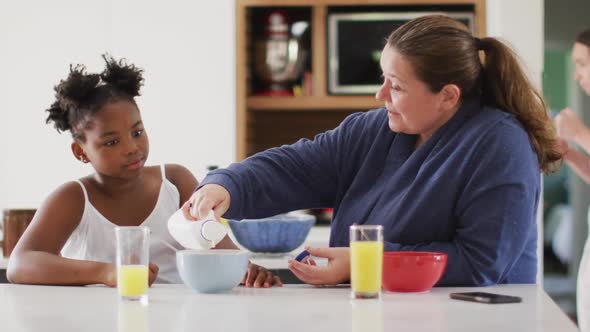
top-left (132, 129), bottom-right (144, 138)
top-left (104, 139), bottom-right (118, 147)
top-left (390, 85), bottom-right (402, 92)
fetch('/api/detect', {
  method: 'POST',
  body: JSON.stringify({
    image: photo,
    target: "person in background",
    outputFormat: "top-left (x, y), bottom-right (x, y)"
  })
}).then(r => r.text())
top-left (554, 27), bottom-right (590, 332)
top-left (555, 28), bottom-right (590, 182)
top-left (7, 55), bottom-right (281, 288)
top-left (183, 15), bottom-right (562, 287)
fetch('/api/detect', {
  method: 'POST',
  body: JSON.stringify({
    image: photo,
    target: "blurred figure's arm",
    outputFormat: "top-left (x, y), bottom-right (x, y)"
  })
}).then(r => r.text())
top-left (563, 148), bottom-right (590, 184)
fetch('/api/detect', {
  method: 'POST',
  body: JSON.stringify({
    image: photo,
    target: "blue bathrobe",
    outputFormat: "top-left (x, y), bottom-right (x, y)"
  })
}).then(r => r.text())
top-left (200, 99), bottom-right (540, 286)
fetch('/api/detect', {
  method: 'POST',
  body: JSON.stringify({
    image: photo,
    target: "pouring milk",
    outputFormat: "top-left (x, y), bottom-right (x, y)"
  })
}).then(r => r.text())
top-left (167, 209), bottom-right (227, 249)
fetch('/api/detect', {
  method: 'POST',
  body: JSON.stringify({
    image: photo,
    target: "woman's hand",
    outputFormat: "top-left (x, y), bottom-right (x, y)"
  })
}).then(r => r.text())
top-left (181, 184), bottom-right (231, 221)
top-left (242, 263), bottom-right (283, 288)
top-left (555, 108), bottom-right (585, 142)
top-left (101, 262), bottom-right (159, 287)
top-left (288, 247), bottom-right (350, 286)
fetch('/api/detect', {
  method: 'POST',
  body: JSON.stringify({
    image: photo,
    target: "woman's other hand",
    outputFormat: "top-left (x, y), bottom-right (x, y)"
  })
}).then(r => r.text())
top-left (288, 247), bottom-right (350, 286)
top-left (555, 108), bottom-right (585, 142)
top-left (181, 184), bottom-right (231, 221)
top-left (241, 263), bottom-right (283, 288)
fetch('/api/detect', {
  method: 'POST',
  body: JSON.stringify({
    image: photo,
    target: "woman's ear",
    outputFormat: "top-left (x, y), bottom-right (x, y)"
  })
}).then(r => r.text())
top-left (440, 84), bottom-right (461, 112)
top-left (71, 142), bottom-right (89, 163)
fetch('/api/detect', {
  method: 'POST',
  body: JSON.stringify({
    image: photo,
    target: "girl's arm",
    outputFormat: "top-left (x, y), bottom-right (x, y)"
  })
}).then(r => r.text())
top-left (7, 182), bottom-right (116, 285)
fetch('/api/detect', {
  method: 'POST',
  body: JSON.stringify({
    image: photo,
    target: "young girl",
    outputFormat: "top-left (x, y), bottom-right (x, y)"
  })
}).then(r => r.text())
top-left (7, 55), bottom-right (281, 288)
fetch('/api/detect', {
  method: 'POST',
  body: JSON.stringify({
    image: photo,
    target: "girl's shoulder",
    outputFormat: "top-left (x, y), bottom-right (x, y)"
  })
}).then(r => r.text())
top-left (158, 164), bottom-right (195, 184)
top-left (36, 180), bottom-right (86, 226)
top-left (50, 180), bottom-right (86, 204)
top-left (141, 165), bottom-right (165, 180)
top-left (141, 164), bottom-right (190, 178)
top-left (158, 164), bottom-right (198, 204)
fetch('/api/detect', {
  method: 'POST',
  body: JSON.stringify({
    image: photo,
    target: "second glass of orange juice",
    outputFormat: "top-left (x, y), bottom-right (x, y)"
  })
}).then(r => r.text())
top-left (350, 225), bottom-right (383, 299)
top-left (115, 226), bottom-right (150, 303)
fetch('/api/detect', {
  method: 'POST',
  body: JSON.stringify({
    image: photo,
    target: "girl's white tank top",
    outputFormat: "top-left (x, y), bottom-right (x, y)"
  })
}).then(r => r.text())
top-left (61, 165), bottom-right (183, 283)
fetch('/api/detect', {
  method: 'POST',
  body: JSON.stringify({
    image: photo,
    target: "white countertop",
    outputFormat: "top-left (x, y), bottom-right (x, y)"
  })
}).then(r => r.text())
top-left (0, 226), bottom-right (332, 270)
top-left (0, 283), bottom-right (578, 331)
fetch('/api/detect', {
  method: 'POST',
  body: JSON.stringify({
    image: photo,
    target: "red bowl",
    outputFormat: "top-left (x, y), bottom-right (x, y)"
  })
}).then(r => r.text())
top-left (382, 251), bottom-right (448, 292)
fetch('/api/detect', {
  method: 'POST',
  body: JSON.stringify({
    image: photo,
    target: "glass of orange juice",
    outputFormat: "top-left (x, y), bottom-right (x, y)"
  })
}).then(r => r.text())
top-left (350, 225), bottom-right (383, 299)
top-left (115, 226), bottom-right (150, 303)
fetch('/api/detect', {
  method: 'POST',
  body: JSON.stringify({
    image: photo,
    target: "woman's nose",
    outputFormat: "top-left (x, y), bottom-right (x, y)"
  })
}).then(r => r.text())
top-left (375, 83), bottom-right (388, 101)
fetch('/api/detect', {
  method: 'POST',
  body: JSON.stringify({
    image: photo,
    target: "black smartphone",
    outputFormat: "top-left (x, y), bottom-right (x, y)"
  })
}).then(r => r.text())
top-left (449, 292), bottom-right (522, 304)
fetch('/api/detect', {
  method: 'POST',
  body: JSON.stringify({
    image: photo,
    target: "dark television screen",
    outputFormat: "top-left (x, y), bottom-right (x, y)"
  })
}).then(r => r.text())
top-left (336, 19), bottom-right (406, 86)
top-left (328, 12), bottom-right (474, 95)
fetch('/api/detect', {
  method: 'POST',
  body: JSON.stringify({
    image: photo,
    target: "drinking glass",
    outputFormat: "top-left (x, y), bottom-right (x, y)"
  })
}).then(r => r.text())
top-left (115, 226), bottom-right (150, 302)
top-left (350, 225), bottom-right (383, 299)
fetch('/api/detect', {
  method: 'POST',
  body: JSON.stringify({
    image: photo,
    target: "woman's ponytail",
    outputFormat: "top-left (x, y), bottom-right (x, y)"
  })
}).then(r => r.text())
top-left (479, 37), bottom-right (562, 173)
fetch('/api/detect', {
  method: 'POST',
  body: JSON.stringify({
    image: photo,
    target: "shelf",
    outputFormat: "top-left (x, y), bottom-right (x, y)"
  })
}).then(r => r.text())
top-left (236, 0), bottom-right (486, 160)
top-left (240, 0), bottom-right (481, 6)
top-left (246, 109), bottom-right (355, 155)
top-left (247, 96), bottom-right (383, 111)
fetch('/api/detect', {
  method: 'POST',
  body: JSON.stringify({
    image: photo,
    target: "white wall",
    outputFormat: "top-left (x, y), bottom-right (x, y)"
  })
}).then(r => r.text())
top-left (0, 0), bottom-right (235, 213)
top-left (0, 0), bottom-right (548, 264)
top-left (486, 0), bottom-right (544, 88)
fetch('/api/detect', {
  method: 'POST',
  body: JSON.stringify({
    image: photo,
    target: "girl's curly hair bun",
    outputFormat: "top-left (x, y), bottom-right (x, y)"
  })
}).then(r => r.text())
top-left (57, 65), bottom-right (101, 110)
top-left (45, 55), bottom-right (144, 137)
top-left (100, 54), bottom-right (143, 97)
top-left (46, 65), bottom-right (100, 132)
top-left (45, 101), bottom-right (70, 132)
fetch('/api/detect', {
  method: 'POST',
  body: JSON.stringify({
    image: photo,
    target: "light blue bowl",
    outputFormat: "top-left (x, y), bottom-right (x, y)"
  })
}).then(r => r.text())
top-left (176, 249), bottom-right (249, 293)
top-left (228, 214), bottom-right (316, 253)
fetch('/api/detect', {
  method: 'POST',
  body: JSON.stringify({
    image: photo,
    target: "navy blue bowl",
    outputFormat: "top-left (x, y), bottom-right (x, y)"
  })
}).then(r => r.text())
top-left (228, 214), bottom-right (316, 253)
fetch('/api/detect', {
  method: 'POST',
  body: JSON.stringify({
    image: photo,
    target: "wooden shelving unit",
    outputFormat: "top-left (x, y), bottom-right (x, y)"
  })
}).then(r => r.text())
top-left (236, 0), bottom-right (486, 160)
top-left (247, 96), bottom-right (384, 111)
